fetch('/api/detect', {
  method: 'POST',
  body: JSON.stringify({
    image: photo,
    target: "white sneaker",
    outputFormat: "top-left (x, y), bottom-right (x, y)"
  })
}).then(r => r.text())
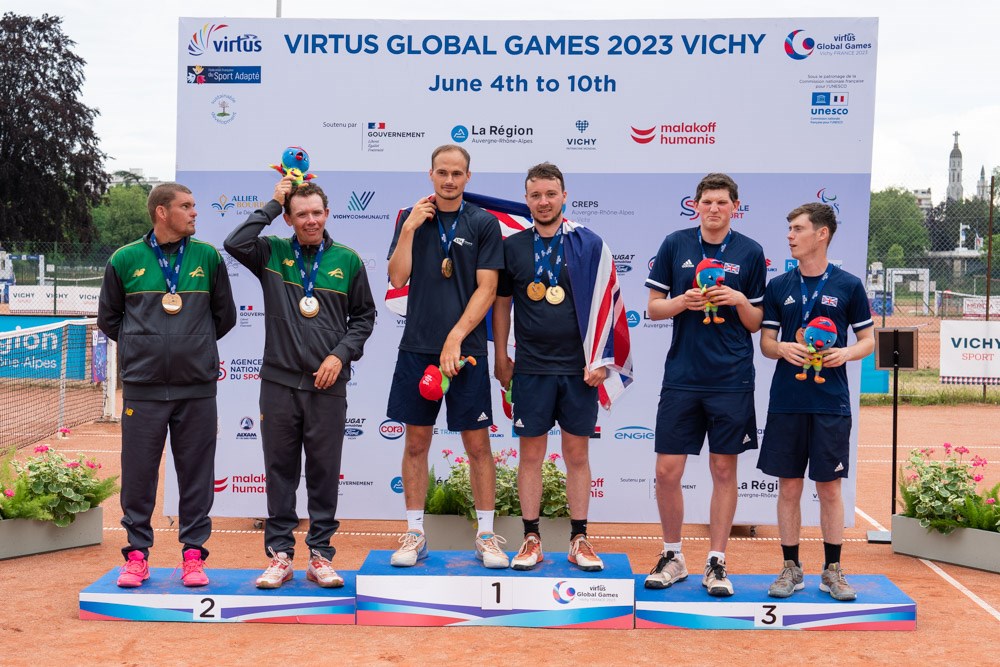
top-left (475, 532), bottom-right (510, 569)
top-left (702, 556), bottom-right (734, 597)
top-left (256, 548), bottom-right (293, 589)
top-left (306, 550), bottom-right (344, 588)
top-left (511, 534), bottom-right (543, 571)
top-left (567, 535), bottom-right (604, 572)
top-left (390, 530), bottom-right (428, 567)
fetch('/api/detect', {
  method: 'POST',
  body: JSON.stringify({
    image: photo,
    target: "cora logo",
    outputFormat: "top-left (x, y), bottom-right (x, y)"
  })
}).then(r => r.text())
top-left (552, 581), bottom-right (576, 604)
top-left (629, 125), bottom-right (656, 144)
top-left (379, 419), bottom-right (405, 440)
top-left (784, 29), bottom-right (815, 60)
top-left (389, 476), bottom-right (404, 494)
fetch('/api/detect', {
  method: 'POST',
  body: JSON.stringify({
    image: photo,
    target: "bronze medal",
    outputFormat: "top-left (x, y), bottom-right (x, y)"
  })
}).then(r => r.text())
top-left (795, 327), bottom-right (806, 344)
top-left (526, 282), bottom-right (546, 301)
top-left (545, 285), bottom-right (566, 305)
top-left (299, 296), bottom-right (320, 318)
top-left (441, 257), bottom-right (454, 279)
top-left (162, 292), bottom-right (182, 315)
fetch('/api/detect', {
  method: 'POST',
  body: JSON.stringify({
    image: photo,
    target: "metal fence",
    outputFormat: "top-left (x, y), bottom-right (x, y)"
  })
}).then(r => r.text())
top-left (0, 242), bottom-right (113, 316)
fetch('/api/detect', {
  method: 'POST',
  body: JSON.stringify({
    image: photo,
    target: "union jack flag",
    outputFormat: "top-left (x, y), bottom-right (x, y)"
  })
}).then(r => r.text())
top-left (723, 262), bottom-right (740, 274)
top-left (821, 295), bottom-right (839, 307)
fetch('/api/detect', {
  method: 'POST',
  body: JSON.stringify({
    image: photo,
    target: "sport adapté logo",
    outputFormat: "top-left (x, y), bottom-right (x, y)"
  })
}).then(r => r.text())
top-left (188, 24), bottom-right (262, 56)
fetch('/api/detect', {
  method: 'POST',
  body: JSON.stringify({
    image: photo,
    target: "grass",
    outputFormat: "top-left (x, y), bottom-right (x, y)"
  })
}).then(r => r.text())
top-left (860, 368), bottom-right (1000, 406)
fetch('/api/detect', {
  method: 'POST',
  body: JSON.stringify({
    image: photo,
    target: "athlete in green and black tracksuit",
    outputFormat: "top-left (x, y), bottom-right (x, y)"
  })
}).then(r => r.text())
top-left (98, 187), bottom-right (236, 565)
top-left (224, 181), bottom-right (375, 562)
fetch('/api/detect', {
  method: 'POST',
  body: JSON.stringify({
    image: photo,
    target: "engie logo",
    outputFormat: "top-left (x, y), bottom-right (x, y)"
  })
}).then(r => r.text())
top-left (784, 29), bottom-right (814, 60)
top-left (615, 426), bottom-right (655, 440)
top-left (552, 581), bottom-right (576, 604)
top-left (389, 476), bottom-right (404, 493)
top-left (379, 419), bottom-right (405, 440)
top-left (188, 23), bottom-right (262, 56)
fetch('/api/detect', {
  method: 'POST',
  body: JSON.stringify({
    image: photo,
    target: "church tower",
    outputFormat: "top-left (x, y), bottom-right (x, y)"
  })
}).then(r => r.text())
top-left (947, 131), bottom-right (963, 201)
top-left (977, 166), bottom-right (988, 200)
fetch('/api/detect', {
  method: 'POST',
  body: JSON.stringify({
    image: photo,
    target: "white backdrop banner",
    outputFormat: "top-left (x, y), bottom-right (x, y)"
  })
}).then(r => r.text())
top-left (167, 17), bottom-right (878, 526)
top-left (940, 320), bottom-right (1000, 384)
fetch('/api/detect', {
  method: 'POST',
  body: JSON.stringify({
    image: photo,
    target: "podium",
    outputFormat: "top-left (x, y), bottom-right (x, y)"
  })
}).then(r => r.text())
top-left (634, 574), bottom-right (915, 630)
top-left (356, 550), bottom-right (635, 628)
top-left (80, 568), bottom-right (356, 624)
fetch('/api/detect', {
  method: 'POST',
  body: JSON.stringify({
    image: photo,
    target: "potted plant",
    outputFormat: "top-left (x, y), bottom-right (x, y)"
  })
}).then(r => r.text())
top-left (0, 443), bottom-right (119, 559)
top-left (423, 448), bottom-right (571, 549)
top-left (892, 443), bottom-right (999, 572)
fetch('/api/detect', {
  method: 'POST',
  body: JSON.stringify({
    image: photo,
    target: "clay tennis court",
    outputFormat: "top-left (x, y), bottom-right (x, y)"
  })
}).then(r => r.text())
top-left (2, 404), bottom-right (999, 666)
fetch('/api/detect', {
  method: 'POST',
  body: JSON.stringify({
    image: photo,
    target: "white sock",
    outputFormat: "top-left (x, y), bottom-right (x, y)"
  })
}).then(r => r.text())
top-left (664, 542), bottom-right (682, 555)
top-left (707, 550), bottom-right (726, 564)
top-left (476, 510), bottom-right (495, 535)
top-left (406, 510), bottom-right (424, 532)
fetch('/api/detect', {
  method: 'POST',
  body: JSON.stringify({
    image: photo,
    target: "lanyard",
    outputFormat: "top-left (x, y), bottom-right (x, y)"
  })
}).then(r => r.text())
top-left (436, 202), bottom-right (465, 258)
top-left (149, 233), bottom-right (187, 295)
top-left (532, 225), bottom-right (565, 287)
top-left (697, 228), bottom-right (733, 261)
top-left (291, 236), bottom-right (325, 297)
top-left (798, 265), bottom-right (831, 326)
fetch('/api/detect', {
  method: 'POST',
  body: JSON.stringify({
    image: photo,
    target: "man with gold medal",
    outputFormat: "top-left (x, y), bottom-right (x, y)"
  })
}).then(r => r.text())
top-left (98, 183), bottom-right (236, 587)
top-left (385, 145), bottom-right (507, 569)
top-left (225, 174), bottom-right (376, 589)
top-left (493, 162), bottom-right (623, 573)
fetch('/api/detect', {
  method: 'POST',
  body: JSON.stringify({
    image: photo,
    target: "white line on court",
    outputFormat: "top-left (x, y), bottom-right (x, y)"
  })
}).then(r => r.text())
top-left (854, 506), bottom-right (1000, 623)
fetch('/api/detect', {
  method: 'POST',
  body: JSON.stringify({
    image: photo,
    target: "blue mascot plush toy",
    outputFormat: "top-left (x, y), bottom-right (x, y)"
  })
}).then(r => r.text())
top-left (796, 316), bottom-right (838, 383)
top-left (693, 258), bottom-right (726, 324)
top-left (269, 146), bottom-right (317, 185)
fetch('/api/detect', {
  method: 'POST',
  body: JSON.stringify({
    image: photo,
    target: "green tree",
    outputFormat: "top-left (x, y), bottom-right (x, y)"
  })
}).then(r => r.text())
top-left (868, 187), bottom-right (929, 265)
top-left (0, 13), bottom-right (107, 244)
top-left (112, 170), bottom-right (150, 192)
top-left (92, 185), bottom-right (150, 247)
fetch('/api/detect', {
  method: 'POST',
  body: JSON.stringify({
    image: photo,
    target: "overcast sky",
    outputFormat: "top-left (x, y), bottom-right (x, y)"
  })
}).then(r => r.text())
top-left (5, 0), bottom-right (998, 202)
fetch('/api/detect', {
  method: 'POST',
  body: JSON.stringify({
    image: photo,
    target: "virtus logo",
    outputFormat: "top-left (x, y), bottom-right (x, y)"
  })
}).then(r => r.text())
top-left (630, 126), bottom-right (656, 144)
top-left (188, 23), bottom-right (262, 56)
top-left (348, 191), bottom-right (375, 211)
top-left (552, 581), bottom-right (576, 604)
top-left (188, 23), bottom-right (228, 56)
top-left (784, 29), bottom-right (814, 60)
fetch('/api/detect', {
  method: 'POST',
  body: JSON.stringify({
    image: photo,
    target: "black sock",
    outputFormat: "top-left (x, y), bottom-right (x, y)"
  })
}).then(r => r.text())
top-left (570, 519), bottom-right (588, 540)
top-left (522, 518), bottom-right (540, 537)
top-left (823, 542), bottom-right (842, 569)
top-left (781, 543), bottom-right (800, 566)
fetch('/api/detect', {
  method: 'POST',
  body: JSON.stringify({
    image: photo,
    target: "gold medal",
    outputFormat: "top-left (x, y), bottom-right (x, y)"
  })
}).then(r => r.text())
top-left (299, 296), bottom-right (320, 318)
top-left (441, 257), bottom-right (454, 279)
top-left (162, 292), bottom-right (182, 315)
top-left (545, 285), bottom-right (565, 305)
top-left (526, 282), bottom-right (546, 301)
top-left (795, 327), bottom-right (806, 344)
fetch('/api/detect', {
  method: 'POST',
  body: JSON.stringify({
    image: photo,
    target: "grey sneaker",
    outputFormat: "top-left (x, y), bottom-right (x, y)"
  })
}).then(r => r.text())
top-left (702, 556), bottom-right (734, 597)
top-left (644, 551), bottom-right (688, 589)
top-left (820, 563), bottom-right (857, 601)
top-left (768, 560), bottom-right (805, 598)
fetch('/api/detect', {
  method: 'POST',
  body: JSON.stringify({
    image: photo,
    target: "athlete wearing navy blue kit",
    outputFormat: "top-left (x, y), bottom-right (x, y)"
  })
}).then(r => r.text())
top-left (493, 163), bottom-right (607, 572)
top-left (758, 203), bottom-right (873, 602)
top-left (386, 145), bottom-right (509, 569)
top-left (643, 173), bottom-right (766, 597)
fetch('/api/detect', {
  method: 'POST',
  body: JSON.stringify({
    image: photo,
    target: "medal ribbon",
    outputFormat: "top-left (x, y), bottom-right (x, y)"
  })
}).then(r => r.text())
top-left (291, 236), bottom-right (326, 298)
top-left (532, 224), bottom-right (565, 287)
top-left (436, 202), bottom-right (465, 260)
top-left (697, 228), bottom-right (733, 261)
top-left (798, 264), bottom-right (831, 327)
top-left (149, 233), bottom-right (187, 295)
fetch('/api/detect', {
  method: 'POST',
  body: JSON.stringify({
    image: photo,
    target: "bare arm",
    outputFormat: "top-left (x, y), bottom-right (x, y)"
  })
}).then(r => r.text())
top-left (387, 197), bottom-right (437, 288)
top-left (821, 325), bottom-right (875, 368)
top-left (492, 294), bottom-right (513, 387)
top-left (440, 268), bottom-right (499, 377)
top-left (705, 284), bottom-right (764, 332)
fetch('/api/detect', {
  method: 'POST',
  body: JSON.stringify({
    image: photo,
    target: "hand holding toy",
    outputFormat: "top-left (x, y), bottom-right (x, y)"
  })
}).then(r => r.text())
top-left (269, 146), bottom-right (317, 185)
top-left (418, 356), bottom-right (477, 401)
top-left (795, 316), bottom-right (837, 383)
top-left (693, 258), bottom-right (726, 325)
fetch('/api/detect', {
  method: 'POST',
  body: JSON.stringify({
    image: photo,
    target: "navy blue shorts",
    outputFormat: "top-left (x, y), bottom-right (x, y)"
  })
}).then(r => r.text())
top-left (511, 373), bottom-right (598, 437)
top-left (386, 350), bottom-right (492, 431)
top-left (757, 413), bottom-right (852, 482)
top-left (654, 389), bottom-right (758, 455)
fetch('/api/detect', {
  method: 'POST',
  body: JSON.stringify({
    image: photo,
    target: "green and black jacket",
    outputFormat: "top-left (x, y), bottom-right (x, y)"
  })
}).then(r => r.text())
top-left (97, 232), bottom-right (237, 400)
top-left (223, 199), bottom-right (376, 395)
